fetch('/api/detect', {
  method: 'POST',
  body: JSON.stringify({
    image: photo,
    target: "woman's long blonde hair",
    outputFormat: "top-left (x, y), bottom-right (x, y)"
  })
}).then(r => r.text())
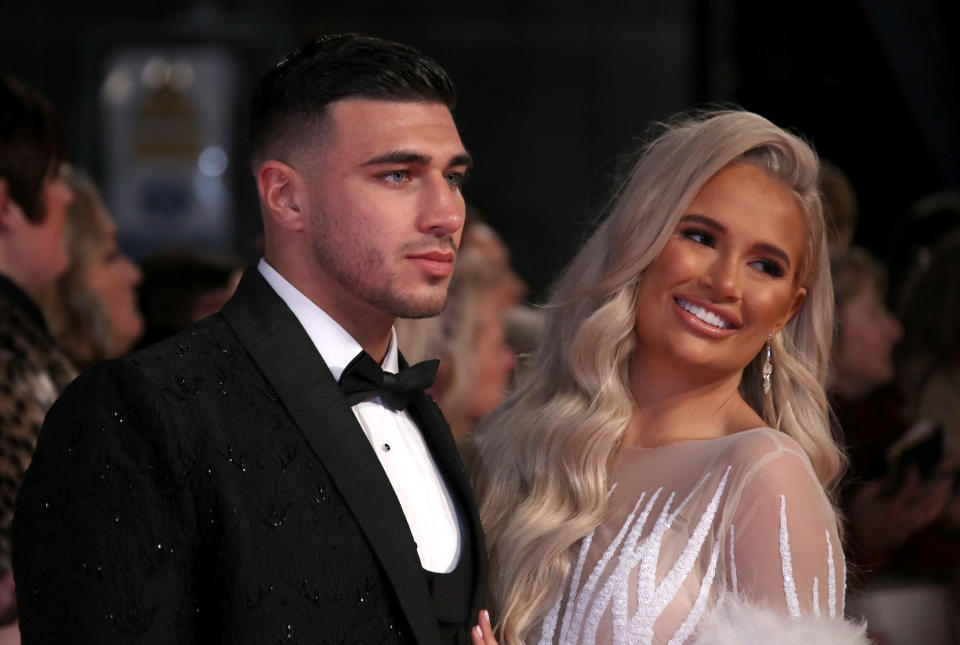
top-left (471, 110), bottom-right (839, 644)
top-left (38, 167), bottom-right (117, 368)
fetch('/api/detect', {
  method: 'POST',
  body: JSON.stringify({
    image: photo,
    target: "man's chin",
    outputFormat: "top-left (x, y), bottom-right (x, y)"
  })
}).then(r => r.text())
top-left (382, 290), bottom-right (448, 319)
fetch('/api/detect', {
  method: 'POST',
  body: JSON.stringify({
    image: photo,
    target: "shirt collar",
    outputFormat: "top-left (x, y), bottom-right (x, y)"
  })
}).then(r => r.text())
top-left (257, 258), bottom-right (398, 382)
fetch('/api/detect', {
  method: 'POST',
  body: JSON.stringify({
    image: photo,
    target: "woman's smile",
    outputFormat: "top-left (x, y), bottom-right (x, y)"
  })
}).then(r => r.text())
top-left (633, 163), bottom-right (808, 375)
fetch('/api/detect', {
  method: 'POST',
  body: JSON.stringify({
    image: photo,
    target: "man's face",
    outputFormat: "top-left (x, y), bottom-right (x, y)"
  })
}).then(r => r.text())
top-left (298, 99), bottom-right (470, 319)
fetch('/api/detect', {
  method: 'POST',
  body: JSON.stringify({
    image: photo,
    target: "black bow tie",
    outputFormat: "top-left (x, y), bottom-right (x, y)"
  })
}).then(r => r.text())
top-left (338, 351), bottom-right (439, 411)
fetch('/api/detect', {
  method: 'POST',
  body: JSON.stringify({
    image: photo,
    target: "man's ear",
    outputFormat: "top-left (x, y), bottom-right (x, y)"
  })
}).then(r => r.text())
top-left (0, 179), bottom-right (25, 234)
top-left (256, 161), bottom-right (307, 232)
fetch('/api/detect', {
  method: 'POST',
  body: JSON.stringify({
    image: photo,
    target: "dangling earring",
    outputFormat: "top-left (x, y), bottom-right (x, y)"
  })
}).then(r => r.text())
top-left (762, 335), bottom-right (773, 395)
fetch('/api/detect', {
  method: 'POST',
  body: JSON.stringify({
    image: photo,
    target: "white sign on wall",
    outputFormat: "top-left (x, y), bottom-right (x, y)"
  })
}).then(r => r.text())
top-left (100, 45), bottom-right (238, 258)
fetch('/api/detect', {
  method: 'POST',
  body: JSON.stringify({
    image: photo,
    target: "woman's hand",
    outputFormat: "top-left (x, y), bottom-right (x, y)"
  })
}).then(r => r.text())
top-left (471, 609), bottom-right (499, 645)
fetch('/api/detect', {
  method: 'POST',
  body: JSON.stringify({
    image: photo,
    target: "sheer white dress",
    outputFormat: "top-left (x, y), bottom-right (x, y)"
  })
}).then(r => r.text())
top-left (532, 428), bottom-right (867, 645)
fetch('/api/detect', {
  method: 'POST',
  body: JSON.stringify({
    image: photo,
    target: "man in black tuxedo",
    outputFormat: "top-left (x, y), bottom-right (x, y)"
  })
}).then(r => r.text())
top-left (13, 34), bottom-right (491, 644)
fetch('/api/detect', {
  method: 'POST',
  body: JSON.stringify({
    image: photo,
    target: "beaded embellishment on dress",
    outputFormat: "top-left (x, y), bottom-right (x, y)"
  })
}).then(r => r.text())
top-left (536, 469), bottom-right (843, 645)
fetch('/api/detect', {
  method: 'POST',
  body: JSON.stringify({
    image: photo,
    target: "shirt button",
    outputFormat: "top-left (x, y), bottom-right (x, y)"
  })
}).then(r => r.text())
top-left (381, 443), bottom-right (391, 452)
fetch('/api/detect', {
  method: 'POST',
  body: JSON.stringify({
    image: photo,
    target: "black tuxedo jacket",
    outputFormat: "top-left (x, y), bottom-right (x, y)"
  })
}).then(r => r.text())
top-left (13, 269), bottom-right (487, 644)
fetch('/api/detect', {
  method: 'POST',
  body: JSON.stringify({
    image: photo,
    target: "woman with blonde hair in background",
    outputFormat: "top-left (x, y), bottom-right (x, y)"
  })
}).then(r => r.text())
top-left (39, 166), bottom-right (143, 369)
top-left (469, 111), bottom-right (866, 644)
top-left (398, 245), bottom-right (516, 440)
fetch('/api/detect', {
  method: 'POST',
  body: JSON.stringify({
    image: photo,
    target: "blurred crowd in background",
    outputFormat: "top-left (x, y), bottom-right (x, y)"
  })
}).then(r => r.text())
top-left (1, 4), bottom-right (959, 643)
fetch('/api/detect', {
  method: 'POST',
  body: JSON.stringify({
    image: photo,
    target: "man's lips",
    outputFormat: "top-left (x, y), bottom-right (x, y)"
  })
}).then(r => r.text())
top-left (407, 250), bottom-right (455, 277)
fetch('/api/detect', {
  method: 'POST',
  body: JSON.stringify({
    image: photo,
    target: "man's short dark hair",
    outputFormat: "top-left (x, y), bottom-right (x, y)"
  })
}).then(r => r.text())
top-left (249, 33), bottom-right (458, 166)
top-left (0, 74), bottom-right (64, 222)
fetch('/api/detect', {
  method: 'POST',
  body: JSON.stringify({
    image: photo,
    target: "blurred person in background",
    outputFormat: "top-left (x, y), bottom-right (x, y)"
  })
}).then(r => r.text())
top-left (135, 250), bottom-right (241, 347)
top-left (38, 166), bottom-right (143, 370)
top-left (897, 229), bottom-right (960, 456)
top-left (461, 208), bottom-right (527, 309)
top-left (398, 247), bottom-right (516, 440)
top-left (0, 74), bottom-right (75, 635)
top-left (819, 161), bottom-right (859, 253)
top-left (461, 210), bottom-right (542, 377)
top-left (829, 246), bottom-right (951, 577)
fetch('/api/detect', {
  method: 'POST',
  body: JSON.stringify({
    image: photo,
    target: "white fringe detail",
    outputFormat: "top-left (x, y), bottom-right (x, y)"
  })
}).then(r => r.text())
top-left (778, 495), bottom-right (800, 618)
top-left (826, 529), bottom-right (837, 618)
top-left (689, 593), bottom-right (868, 645)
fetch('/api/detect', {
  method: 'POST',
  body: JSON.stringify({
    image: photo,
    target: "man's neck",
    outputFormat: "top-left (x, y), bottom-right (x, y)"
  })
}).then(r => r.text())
top-left (264, 256), bottom-right (394, 362)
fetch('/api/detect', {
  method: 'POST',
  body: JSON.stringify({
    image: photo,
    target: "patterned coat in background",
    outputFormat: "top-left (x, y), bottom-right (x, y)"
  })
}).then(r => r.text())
top-left (0, 274), bottom-right (75, 574)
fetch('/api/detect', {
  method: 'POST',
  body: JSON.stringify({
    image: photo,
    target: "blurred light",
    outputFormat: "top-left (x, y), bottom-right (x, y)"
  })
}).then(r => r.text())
top-left (142, 57), bottom-right (171, 88)
top-left (198, 146), bottom-right (228, 177)
top-left (170, 60), bottom-right (195, 91)
top-left (101, 67), bottom-right (133, 104)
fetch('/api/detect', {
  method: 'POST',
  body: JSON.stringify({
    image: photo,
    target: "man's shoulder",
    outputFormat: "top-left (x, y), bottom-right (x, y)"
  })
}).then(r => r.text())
top-left (132, 313), bottom-right (239, 363)
top-left (67, 314), bottom-right (249, 404)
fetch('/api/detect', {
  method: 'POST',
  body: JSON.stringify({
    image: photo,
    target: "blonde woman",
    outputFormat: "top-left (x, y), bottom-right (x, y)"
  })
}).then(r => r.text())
top-left (469, 111), bottom-right (867, 644)
top-left (39, 166), bottom-right (143, 369)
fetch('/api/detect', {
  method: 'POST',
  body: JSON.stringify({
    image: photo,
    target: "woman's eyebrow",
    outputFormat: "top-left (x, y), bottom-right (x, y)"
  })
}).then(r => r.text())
top-left (679, 214), bottom-right (792, 268)
top-left (680, 214), bottom-right (725, 231)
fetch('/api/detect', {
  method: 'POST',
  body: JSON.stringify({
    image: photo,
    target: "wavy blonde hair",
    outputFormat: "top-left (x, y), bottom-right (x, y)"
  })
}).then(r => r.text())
top-left (471, 110), bottom-right (838, 644)
top-left (38, 167), bottom-right (118, 368)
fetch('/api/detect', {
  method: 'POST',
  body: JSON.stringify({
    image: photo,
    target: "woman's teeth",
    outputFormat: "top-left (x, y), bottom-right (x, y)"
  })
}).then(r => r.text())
top-left (676, 298), bottom-right (734, 329)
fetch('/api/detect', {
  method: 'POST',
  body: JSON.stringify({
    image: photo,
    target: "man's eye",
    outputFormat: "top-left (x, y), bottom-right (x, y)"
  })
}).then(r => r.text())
top-left (384, 170), bottom-right (409, 184)
top-left (682, 229), bottom-right (714, 246)
top-left (445, 171), bottom-right (466, 187)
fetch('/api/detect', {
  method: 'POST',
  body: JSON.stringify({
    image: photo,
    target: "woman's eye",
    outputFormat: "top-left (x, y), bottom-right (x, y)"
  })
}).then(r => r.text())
top-left (749, 259), bottom-right (786, 278)
top-left (682, 229), bottom-right (714, 246)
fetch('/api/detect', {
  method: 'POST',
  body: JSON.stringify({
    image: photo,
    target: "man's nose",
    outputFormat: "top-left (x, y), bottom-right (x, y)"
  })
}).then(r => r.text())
top-left (417, 174), bottom-right (464, 236)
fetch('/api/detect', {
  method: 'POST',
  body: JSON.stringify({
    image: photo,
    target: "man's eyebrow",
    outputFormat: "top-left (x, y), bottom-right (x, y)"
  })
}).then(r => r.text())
top-left (449, 152), bottom-right (473, 169)
top-left (679, 214), bottom-right (792, 268)
top-left (361, 150), bottom-right (473, 168)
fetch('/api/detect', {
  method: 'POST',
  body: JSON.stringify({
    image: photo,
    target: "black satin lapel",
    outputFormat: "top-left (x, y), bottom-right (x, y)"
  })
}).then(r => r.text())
top-left (221, 270), bottom-right (441, 645)
top-left (407, 391), bottom-right (489, 619)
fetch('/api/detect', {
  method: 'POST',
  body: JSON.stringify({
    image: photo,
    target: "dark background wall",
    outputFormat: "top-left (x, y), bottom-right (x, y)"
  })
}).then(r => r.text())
top-left (2, 0), bottom-right (957, 301)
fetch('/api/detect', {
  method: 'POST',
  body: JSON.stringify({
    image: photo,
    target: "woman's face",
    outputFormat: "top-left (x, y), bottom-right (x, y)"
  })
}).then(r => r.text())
top-left (835, 281), bottom-right (902, 394)
top-left (84, 223), bottom-right (144, 355)
top-left (633, 163), bottom-right (808, 379)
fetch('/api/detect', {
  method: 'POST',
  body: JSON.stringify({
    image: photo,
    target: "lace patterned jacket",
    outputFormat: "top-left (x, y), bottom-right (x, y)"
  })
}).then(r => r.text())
top-left (533, 428), bottom-right (867, 645)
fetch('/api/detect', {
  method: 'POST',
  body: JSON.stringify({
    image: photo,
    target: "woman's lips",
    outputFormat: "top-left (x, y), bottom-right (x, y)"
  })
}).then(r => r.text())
top-left (673, 296), bottom-right (740, 336)
top-left (407, 251), bottom-right (455, 277)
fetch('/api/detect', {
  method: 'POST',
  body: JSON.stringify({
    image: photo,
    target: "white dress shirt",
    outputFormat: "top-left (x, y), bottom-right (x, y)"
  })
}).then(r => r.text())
top-left (257, 259), bottom-right (462, 573)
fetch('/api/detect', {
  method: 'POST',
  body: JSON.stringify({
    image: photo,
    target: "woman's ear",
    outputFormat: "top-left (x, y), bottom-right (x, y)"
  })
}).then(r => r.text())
top-left (256, 161), bottom-right (306, 232)
top-left (773, 286), bottom-right (807, 334)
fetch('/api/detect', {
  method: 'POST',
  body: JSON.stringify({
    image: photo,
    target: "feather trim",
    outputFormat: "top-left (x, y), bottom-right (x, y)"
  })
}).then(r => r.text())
top-left (690, 593), bottom-right (868, 645)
